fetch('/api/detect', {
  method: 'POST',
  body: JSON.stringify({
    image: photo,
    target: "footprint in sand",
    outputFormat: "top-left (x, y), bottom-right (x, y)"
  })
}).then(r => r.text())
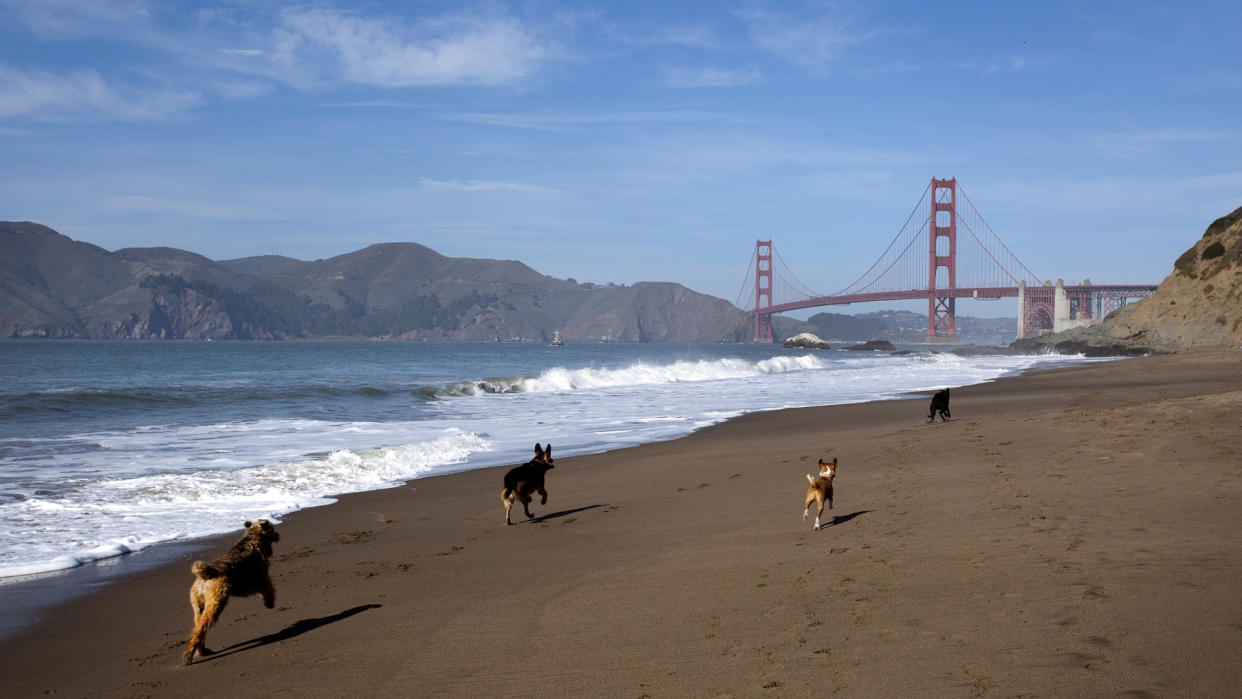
top-left (1081, 585), bottom-right (1107, 600)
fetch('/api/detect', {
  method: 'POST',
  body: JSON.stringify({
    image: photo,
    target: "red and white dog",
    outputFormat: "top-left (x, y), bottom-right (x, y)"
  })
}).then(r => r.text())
top-left (802, 458), bottom-right (838, 530)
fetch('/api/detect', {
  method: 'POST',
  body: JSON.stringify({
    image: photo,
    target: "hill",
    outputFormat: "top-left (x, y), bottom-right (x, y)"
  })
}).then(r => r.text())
top-left (0, 222), bottom-right (751, 342)
top-left (1013, 205), bottom-right (1242, 353)
top-left (773, 310), bottom-right (1016, 346)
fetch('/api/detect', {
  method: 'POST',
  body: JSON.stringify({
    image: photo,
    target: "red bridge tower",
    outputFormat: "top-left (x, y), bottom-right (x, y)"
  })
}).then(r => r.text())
top-left (927, 177), bottom-right (958, 342)
top-left (753, 239), bottom-right (773, 343)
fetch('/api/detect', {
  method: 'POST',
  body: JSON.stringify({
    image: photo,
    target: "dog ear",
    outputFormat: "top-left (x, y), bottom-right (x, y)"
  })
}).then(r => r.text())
top-left (545, 444), bottom-right (552, 459)
top-left (534, 443), bottom-right (543, 457)
top-left (244, 520), bottom-right (253, 528)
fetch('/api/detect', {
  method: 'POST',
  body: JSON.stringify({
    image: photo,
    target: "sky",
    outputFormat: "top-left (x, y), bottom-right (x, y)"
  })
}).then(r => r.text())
top-left (2, 0), bottom-right (1240, 318)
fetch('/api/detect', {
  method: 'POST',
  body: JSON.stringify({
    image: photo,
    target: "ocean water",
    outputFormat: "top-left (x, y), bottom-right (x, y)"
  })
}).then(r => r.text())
top-left (0, 340), bottom-right (1101, 580)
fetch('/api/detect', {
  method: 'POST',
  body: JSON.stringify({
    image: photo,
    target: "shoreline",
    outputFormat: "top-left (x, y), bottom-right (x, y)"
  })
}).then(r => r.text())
top-left (0, 350), bottom-right (1085, 639)
top-left (0, 340), bottom-right (1055, 591)
top-left (5, 348), bottom-right (1242, 696)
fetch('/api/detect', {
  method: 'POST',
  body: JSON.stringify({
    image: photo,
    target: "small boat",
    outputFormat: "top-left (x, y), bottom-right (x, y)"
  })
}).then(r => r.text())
top-left (548, 330), bottom-right (565, 346)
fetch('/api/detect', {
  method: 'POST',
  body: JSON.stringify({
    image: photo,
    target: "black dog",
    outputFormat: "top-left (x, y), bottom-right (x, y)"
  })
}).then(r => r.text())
top-left (501, 443), bottom-right (555, 525)
top-left (927, 388), bottom-right (951, 422)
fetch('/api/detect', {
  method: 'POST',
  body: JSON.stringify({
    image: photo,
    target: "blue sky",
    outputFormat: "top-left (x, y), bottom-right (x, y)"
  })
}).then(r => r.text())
top-left (2, 1), bottom-right (1240, 317)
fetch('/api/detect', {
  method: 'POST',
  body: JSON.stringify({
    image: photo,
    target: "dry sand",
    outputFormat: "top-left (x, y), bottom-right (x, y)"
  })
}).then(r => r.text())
top-left (4, 349), bottom-right (1242, 697)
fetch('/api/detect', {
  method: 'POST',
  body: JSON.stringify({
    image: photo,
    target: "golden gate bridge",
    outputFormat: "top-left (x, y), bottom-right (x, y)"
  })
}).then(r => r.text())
top-left (737, 177), bottom-right (1158, 343)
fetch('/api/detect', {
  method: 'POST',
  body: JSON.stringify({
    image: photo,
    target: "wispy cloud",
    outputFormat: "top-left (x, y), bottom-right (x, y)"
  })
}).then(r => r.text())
top-left (1095, 128), bottom-right (1240, 156)
top-left (739, 9), bottom-right (858, 74)
top-left (614, 22), bottom-right (724, 51)
top-left (0, 64), bottom-right (201, 120)
top-left (417, 177), bottom-right (555, 193)
top-left (0, 2), bottom-right (559, 121)
top-left (103, 194), bottom-right (268, 220)
top-left (985, 170), bottom-right (1242, 216)
top-left (321, 100), bottom-right (423, 110)
top-left (271, 6), bottom-right (553, 87)
top-left (663, 67), bottom-right (763, 88)
top-left (445, 109), bottom-right (723, 131)
top-left (991, 56), bottom-right (1027, 73)
top-left (0, 0), bottom-right (154, 39)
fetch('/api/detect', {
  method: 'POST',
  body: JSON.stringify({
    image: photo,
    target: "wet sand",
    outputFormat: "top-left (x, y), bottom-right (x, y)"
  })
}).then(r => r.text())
top-left (4, 349), bottom-right (1242, 697)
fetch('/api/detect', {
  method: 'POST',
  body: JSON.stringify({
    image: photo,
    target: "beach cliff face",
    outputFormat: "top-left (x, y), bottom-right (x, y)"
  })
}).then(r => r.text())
top-left (1015, 204), bottom-right (1242, 353)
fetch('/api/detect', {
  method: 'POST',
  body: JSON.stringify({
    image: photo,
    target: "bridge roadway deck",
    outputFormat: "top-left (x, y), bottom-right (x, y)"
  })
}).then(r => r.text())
top-left (758, 285), bottom-right (1157, 316)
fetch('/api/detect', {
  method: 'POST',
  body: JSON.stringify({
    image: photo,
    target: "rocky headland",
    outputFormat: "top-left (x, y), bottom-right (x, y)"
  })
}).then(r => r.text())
top-left (1012, 205), bottom-right (1242, 354)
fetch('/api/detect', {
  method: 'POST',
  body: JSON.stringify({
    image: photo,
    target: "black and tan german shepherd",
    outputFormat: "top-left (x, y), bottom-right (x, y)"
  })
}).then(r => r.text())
top-left (927, 388), bottom-right (951, 422)
top-left (501, 443), bottom-right (555, 525)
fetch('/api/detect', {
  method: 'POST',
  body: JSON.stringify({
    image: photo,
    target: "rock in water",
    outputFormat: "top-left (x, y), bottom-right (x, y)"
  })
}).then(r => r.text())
top-left (844, 340), bottom-right (895, 351)
top-left (783, 332), bottom-right (831, 349)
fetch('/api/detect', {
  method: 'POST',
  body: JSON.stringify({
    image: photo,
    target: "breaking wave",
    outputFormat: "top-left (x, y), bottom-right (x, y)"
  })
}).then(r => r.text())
top-left (426, 354), bottom-right (833, 397)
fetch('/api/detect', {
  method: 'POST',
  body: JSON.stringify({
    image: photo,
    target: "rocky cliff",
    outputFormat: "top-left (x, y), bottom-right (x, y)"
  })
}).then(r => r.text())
top-left (0, 221), bottom-right (750, 342)
top-left (1013, 205), bottom-right (1242, 353)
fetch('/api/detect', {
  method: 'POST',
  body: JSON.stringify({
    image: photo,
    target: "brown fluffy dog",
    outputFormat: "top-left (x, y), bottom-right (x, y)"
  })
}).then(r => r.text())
top-left (501, 443), bottom-right (555, 525)
top-left (802, 458), bottom-right (838, 530)
top-left (184, 519), bottom-right (280, 665)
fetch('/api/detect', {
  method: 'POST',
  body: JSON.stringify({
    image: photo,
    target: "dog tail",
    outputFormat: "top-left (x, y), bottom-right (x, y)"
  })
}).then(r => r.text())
top-left (191, 561), bottom-right (220, 580)
top-left (806, 473), bottom-right (816, 484)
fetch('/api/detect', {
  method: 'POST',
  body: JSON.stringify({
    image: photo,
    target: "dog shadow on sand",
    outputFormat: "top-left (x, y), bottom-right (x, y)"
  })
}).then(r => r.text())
top-left (194, 603), bottom-right (382, 663)
top-left (813, 510), bottom-right (873, 531)
top-left (524, 504), bottom-right (607, 524)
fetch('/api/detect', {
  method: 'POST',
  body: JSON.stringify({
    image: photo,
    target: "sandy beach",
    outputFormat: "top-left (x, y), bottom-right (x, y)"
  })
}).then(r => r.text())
top-left (4, 348), bottom-right (1242, 697)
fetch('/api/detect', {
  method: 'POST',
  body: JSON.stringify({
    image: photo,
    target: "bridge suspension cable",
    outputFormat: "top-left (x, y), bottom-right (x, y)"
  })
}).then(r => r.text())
top-left (772, 246), bottom-right (825, 300)
top-left (956, 187), bottom-right (1042, 286)
top-left (830, 180), bottom-right (932, 297)
top-left (733, 245), bottom-right (758, 310)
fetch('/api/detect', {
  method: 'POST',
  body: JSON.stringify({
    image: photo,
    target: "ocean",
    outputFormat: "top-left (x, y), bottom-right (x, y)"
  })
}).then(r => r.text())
top-left (0, 339), bottom-right (1102, 581)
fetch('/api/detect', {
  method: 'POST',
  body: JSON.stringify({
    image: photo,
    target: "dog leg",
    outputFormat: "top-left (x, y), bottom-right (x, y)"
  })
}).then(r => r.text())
top-left (803, 492), bottom-right (815, 522)
top-left (185, 588), bottom-right (205, 665)
top-left (537, 486), bottom-right (548, 506)
top-left (827, 485), bottom-right (834, 511)
top-left (184, 585), bottom-right (228, 665)
top-left (261, 580), bottom-right (276, 609)
top-left (502, 487), bottom-right (515, 525)
top-left (520, 492), bottom-right (534, 520)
